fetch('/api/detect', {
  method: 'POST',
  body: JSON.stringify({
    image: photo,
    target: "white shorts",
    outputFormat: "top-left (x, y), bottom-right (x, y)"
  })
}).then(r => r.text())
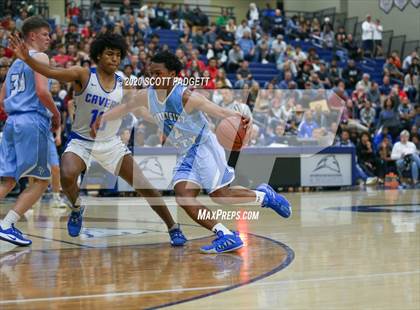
top-left (64, 137), bottom-right (131, 174)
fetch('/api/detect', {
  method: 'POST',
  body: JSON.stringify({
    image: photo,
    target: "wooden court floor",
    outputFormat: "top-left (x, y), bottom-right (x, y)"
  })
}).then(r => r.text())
top-left (0, 189), bottom-right (419, 309)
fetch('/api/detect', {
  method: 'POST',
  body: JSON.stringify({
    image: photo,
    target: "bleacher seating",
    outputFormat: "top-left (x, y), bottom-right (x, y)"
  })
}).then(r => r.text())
top-left (153, 29), bottom-right (390, 87)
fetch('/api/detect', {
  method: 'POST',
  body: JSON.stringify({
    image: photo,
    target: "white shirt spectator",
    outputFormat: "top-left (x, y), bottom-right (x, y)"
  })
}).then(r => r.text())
top-left (236, 24), bottom-right (251, 41)
top-left (391, 141), bottom-right (417, 160)
top-left (373, 23), bottom-right (383, 40)
top-left (271, 38), bottom-right (287, 56)
top-left (362, 20), bottom-right (374, 41)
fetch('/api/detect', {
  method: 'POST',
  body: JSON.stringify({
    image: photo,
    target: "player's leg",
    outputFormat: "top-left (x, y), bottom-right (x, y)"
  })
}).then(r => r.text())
top-left (60, 152), bottom-right (86, 206)
top-left (174, 181), bottom-right (243, 254)
top-left (117, 154), bottom-right (187, 246)
top-left (203, 134), bottom-right (291, 218)
top-left (0, 177), bottom-right (16, 199)
top-left (48, 135), bottom-right (66, 208)
top-left (210, 184), bottom-right (291, 218)
top-left (0, 115), bottom-right (51, 246)
top-left (61, 152), bottom-right (87, 237)
top-left (0, 121), bottom-right (17, 198)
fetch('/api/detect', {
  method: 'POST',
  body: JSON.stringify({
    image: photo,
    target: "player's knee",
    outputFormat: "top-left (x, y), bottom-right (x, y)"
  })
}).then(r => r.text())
top-left (60, 166), bottom-right (77, 187)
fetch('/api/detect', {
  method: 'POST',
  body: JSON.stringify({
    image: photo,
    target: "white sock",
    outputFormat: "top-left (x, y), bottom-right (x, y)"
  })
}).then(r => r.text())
top-left (1, 210), bottom-right (21, 229)
top-left (254, 190), bottom-right (266, 205)
top-left (212, 223), bottom-right (232, 235)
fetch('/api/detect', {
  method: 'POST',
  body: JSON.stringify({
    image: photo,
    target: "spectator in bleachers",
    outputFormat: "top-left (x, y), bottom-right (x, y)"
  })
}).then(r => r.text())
top-left (321, 24), bottom-right (334, 49)
top-left (271, 9), bottom-right (285, 37)
top-left (404, 67), bottom-right (419, 103)
top-left (217, 25), bottom-right (235, 51)
top-left (398, 97), bottom-right (415, 131)
top-left (383, 55), bottom-right (404, 80)
top-left (191, 28), bottom-right (206, 53)
top-left (373, 19), bottom-right (383, 57)
top-left (356, 73), bottom-right (372, 92)
top-left (248, 124), bottom-right (266, 146)
top-left (226, 18), bottom-right (237, 34)
top-left (357, 132), bottom-right (378, 178)
top-left (402, 51), bottom-right (418, 72)
top-left (379, 75), bottom-right (392, 98)
top-left (377, 97), bottom-right (401, 138)
top-left (235, 19), bottom-right (250, 41)
top-left (204, 23), bottom-right (217, 47)
top-left (216, 8), bottom-right (229, 27)
top-left (408, 56), bottom-right (420, 77)
top-left (360, 100), bottom-right (376, 131)
top-left (298, 110), bottom-right (319, 138)
top-left (335, 26), bottom-right (346, 47)
top-left (227, 43), bottom-right (244, 72)
top-left (215, 68), bottom-right (232, 88)
top-left (391, 130), bottom-right (420, 186)
top-left (279, 70), bottom-right (293, 89)
top-left (361, 14), bottom-right (374, 57)
top-left (344, 33), bottom-right (362, 61)
top-left (238, 30), bottom-right (255, 61)
top-left (367, 82), bottom-right (381, 106)
top-left (260, 3), bottom-right (275, 31)
top-left (168, 4), bottom-right (181, 29)
top-left (247, 3), bottom-right (259, 28)
top-left (342, 59), bottom-right (361, 89)
top-left (376, 135), bottom-right (394, 179)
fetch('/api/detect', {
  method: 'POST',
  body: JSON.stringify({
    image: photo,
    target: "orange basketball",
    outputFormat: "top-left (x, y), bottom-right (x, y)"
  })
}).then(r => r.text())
top-left (216, 116), bottom-right (251, 151)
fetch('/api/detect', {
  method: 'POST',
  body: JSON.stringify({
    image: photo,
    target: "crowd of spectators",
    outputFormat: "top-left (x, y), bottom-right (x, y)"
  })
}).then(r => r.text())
top-left (0, 1), bottom-right (419, 187)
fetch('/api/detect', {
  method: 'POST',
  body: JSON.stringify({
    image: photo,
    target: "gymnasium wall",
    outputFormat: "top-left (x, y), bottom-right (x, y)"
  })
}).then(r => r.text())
top-left (283, 0), bottom-right (420, 41)
top-left (347, 0), bottom-right (420, 41)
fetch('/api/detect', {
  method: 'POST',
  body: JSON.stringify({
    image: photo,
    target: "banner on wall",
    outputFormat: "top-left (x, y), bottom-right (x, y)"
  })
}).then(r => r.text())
top-left (300, 154), bottom-right (352, 187)
top-left (379, 0), bottom-right (394, 13)
top-left (394, 0), bottom-right (410, 10)
top-left (411, 0), bottom-right (420, 8)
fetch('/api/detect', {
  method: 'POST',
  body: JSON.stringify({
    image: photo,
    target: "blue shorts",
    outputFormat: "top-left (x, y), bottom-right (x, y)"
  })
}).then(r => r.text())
top-left (48, 133), bottom-right (60, 166)
top-left (172, 133), bottom-right (235, 193)
top-left (0, 113), bottom-right (51, 180)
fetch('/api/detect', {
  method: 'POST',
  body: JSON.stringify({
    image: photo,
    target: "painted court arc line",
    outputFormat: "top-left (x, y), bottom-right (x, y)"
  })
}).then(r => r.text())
top-left (0, 233), bottom-right (295, 308)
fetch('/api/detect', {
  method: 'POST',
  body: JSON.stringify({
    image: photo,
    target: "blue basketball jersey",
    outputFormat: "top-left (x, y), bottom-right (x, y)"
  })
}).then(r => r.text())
top-left (4, 50), bottom-right (49, 119)
top-left (147, 84), bottom-right (210, 152)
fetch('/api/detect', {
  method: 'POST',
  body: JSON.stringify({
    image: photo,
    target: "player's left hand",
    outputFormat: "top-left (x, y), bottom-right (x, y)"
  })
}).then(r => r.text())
top-left (8, 33), bottom-right (30, 62)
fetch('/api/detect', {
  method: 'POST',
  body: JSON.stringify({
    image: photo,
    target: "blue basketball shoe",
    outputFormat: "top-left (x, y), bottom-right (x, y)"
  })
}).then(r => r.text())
top-left (256, 183), bottom-right (291, 218)
top-left (0, 224), bottom-right (32, 246)
top-left (169, 224), bottom-right (187, 246)
top-left (67, 206), bottom-right (85, 237)
top-left (201, 231), bottom-right (244, 254)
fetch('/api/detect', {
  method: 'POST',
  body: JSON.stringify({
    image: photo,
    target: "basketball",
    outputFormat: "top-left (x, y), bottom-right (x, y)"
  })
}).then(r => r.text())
top-left (216, 116), bottom-right (251, 151)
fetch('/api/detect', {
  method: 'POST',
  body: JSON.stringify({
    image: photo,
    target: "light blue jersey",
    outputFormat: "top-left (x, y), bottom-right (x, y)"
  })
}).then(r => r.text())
top-left (147, 84), bottom-right (210, 153)
top-left (4, 50), bottom-right (49, 120)
top-left (147, 84), bottom-right (234, 192)
top-left (0, 50), bottom-right (51, 180)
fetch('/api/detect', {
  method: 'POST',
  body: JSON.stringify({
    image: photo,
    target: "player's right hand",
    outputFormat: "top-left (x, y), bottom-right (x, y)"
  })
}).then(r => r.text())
top-left (90, 115), bottom-right (102, 138)
top-left (8, 33), bottom-right (30, 62)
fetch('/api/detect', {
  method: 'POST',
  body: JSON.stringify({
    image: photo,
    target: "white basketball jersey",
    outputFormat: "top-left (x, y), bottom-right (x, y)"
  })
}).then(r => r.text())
top-left (72, 67), bottom-right (124, 141)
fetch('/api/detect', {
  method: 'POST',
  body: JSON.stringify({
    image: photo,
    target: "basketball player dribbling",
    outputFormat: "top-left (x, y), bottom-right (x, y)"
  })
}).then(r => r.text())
top-left (9, 32), bottom-right (187, 246)
top-left (93, 51), bottom-right (292, 254)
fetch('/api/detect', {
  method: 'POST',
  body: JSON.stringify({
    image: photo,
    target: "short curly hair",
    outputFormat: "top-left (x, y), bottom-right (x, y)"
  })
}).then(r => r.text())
top-left (89, 32), bottom-right (128, 63)
top-left (151, 51), bottom-right (183, 74)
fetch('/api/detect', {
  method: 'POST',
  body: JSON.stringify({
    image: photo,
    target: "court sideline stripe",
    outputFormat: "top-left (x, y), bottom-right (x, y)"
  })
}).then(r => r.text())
top-left (0, 270), bottom-right (419, 305)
